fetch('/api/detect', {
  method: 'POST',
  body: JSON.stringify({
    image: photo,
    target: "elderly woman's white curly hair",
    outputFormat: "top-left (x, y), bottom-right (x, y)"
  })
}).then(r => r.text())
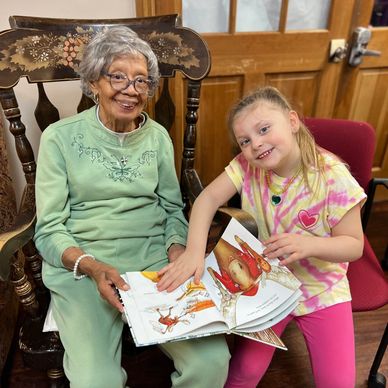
top-left (78, 25), bottom-right (160, 98)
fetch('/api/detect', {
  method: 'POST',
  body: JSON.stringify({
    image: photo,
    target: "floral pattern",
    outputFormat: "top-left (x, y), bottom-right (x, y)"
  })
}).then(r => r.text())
top-left (147, 32), bottom-right (200, 68)
top-left (0, 27), bottom-right (201, 74)
top-left (71, 134), bottom-right (157, 182)
top-left (0, 27), bottom-right (94, 73)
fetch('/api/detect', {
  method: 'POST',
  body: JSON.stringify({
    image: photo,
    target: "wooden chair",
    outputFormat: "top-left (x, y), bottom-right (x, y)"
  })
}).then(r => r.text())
top-left (0, 14), bottom-right (255, 387)
top-left (0, 118), bottom-right (19, 377)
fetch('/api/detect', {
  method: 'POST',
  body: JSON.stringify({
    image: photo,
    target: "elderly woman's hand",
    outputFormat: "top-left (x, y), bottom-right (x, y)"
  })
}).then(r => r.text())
top-left (167, 243), bottom-right (185, 263)
top-left (89, 261), bottom-right (129, 312)
top-left (62, 248), bottom-right (129, 312)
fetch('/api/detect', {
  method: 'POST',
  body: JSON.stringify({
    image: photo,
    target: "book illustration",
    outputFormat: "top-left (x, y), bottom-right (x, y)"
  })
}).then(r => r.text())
top-left (176, 280), bottom-right (210, 301)
top-left (126, 273), bottom-right (218, 337)
top-left (209, 236), bottom-right (270, 297)
top-left (265, 265), bottom-right (301, 290)
top-left (153, 306), bottom-right (191, 334)
top-left (141, 271), bottom-right (162, 283)
top-left (208, 268), bottom-right (240, 327)
top-left (139, 272), bottom-right (216, 333)
top-left (206, 233), bottom-right (300, 328)
top-left (119, 217), bottom-right (302, 348)
top-left (140, 272), bottom-right (209, 300)
top-left (152, 299), bottom-right (216, 334)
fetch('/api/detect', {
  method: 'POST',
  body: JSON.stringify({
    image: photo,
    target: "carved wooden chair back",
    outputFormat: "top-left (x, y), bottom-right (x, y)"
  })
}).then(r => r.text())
top-left (0, 119), bottom-right (19, 376)
top-left (0, 14), bottom-right (210, 386)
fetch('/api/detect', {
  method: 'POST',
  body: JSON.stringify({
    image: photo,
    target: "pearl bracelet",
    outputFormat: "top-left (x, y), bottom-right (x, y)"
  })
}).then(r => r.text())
top-left (73, 254), bottom-right (95, 280)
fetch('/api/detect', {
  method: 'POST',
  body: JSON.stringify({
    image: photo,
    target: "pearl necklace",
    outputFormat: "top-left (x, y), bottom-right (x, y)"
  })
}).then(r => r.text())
top-left (265, 168), bottom-right (301, 206)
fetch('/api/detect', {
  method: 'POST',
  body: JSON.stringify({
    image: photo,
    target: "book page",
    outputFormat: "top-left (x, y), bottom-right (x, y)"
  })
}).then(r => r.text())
top-left (119, 272), bottom-right (227, 346)
top-left (201, 218), bottom-right (302, 329)
top-left (236, 287), bottom-right (301, 331)
top-left (236, 296), bottom-right (299, 332)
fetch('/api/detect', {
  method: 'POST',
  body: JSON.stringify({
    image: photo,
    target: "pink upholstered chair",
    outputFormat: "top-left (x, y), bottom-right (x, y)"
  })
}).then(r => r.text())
top-left (304, 117), bottom-right (388, 388)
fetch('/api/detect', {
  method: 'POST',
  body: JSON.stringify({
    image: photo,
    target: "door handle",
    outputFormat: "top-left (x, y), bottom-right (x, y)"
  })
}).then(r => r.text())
top-left (348, 27), bottom-right (381, 67)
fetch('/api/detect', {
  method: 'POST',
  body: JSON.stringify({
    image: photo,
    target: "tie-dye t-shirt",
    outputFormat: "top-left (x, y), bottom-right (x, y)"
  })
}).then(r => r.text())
top-left (225, 151), bottom-right (366, 316)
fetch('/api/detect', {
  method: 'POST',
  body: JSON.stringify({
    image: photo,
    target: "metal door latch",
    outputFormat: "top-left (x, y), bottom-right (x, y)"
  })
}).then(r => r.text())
top-left (348, 27), bottom-right (381, 67)
top-left (329, 39), bottom-right (347, 63)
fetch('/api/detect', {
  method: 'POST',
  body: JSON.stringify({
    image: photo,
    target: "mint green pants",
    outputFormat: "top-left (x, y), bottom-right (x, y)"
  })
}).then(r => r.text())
top-left (44, 266), bottom-right (230, 388)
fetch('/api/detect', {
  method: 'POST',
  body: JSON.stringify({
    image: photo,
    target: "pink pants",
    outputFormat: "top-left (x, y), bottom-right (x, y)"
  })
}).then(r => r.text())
top-left (225, 302), bottom-right (355, 388)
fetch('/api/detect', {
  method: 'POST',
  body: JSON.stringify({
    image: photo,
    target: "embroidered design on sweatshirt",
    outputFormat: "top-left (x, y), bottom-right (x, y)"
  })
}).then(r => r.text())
top-left (71, 134), bottom-right (157, 182)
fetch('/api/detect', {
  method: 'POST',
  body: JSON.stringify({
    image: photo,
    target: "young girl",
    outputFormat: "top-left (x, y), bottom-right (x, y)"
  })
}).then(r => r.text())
top-left (157, 86), bottom-right (366, 388)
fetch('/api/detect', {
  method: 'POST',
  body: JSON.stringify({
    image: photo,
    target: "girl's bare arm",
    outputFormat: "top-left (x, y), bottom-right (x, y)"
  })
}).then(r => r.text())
top-left (157, 172), bottom-right (238, 291)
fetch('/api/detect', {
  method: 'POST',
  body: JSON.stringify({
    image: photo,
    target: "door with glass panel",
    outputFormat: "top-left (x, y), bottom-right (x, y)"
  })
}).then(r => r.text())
top-left (136, 0), bottom-right (387, 197)
top-left (335, 1), bottom-right (388, 199)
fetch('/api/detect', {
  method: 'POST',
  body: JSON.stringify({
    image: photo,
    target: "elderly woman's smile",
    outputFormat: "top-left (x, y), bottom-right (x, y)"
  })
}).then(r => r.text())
top-left (91, 55), bottom-right (148, 133)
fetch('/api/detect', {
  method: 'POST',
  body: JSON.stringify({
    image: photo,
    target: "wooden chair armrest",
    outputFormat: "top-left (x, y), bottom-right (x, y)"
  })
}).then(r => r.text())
top-left (183, 168), bottom-right (204, 205)
top-left (183, 168), bottom-right (258, 251)
top-left (0, 184), bottom-right (36, 281)
top-left (216, 207), bottom-right (258, 236)
top-left (206, 207), bottom-right (258, 253)
top-left (362, 177), bottom-right (388, 270)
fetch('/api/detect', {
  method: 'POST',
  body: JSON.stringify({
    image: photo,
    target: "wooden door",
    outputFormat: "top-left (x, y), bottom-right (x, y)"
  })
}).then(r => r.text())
top-left (137, 0), bottom-right (387, 201)
top-left (335, 0), bottom-right (388, 199)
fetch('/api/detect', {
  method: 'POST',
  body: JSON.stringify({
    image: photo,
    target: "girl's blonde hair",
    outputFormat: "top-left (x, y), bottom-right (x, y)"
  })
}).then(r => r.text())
top-left (227, 86), bottom-right (324, 192)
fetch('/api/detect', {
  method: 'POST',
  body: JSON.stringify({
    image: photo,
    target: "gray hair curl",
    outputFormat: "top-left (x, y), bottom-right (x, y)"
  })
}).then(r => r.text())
top-left (78, 25), bottom-right (160, 98)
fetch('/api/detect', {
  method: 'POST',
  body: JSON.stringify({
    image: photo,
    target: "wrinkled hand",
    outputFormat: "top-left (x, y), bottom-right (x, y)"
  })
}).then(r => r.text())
top-left (157, 251), bottom-right (205, 293)
top-left (167, 243), bottom-right (186, 263)
top-left (263, 233), bottom-right (315, 266)
top-left (89, 261), bottom-right (129, 312)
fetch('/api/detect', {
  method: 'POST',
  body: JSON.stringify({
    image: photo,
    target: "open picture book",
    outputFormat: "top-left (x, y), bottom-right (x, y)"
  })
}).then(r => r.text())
top-left (118, 218), bottom-right (302, 350)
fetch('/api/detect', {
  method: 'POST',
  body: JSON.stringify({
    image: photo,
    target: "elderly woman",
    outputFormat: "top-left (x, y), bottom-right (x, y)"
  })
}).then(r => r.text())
top-left (34, 26), bottom-right (230, 388)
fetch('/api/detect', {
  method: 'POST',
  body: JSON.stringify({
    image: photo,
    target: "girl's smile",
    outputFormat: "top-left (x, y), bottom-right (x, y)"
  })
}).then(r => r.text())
top-left (257, 147), bottom-right (274, 160)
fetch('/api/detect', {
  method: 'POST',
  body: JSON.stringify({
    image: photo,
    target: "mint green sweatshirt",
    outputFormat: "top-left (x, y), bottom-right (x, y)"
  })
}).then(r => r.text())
top-left (34, 106), bottom-right (187, 270)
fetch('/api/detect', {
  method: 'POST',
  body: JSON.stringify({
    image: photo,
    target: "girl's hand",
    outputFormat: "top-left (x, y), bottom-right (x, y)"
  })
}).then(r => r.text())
top-left (157, 251), bottom-right (205, 292)
top-left (89, 261), bottom-right (129, 312)
top-left (263, 233), bottom-right (315, 266)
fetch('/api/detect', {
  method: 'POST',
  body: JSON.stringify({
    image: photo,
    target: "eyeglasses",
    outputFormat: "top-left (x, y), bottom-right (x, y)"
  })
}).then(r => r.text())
top-left (103, 72), bottom-right (153, 94)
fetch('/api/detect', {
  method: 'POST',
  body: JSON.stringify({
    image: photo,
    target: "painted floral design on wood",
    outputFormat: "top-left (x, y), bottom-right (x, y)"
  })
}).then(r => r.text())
top-left (0, 27), bottom-right (200, 74)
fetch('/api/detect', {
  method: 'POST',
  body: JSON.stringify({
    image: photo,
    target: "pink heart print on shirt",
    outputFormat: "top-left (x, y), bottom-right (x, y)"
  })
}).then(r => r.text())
top-left (298, 209), bottom-right (319, 229)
